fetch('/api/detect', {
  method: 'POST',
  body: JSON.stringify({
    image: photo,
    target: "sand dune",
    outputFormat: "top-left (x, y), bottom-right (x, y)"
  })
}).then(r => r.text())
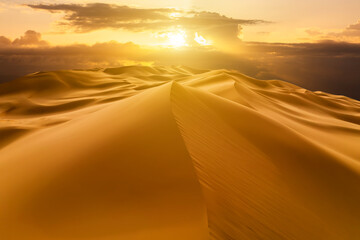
top-left (0, 66), bottom-right (360, 239)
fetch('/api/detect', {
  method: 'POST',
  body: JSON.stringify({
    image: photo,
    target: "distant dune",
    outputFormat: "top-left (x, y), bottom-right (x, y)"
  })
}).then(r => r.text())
top-left (0, 66), bottom-right (359, 240)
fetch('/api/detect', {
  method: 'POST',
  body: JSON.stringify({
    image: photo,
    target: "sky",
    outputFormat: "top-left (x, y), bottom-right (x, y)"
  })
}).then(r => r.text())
top-left (1, 0), bottom-right (360, 44)
top-left (0, 0), bottom-right (360, 99)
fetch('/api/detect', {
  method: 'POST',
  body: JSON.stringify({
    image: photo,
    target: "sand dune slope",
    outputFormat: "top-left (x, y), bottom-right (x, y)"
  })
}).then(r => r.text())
top-left (0, 66), bottom-right (360, 239)
top-left (0, 82), bottom-right (208, 240)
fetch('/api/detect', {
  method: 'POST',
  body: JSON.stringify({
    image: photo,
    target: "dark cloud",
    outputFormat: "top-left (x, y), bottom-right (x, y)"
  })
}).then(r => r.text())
top-left (27, 3), bottom-right (266, 33)
top-left (0, 41), bottom-right (144, 83)
top-left (245, 41), bottom-right (360, 99)
top-left (1, 31), bottom-right (360, 100)
top-left (177, 11), bottom-right (264, 28)
top-left (26, 3), bottom-right (269, 50)
top-left (246, 41), bottom-right (360, 57)
top-left (27, 3), bottom-right (173, 32)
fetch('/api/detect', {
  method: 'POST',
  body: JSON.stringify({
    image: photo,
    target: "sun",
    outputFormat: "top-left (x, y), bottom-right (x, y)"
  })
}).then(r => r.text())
top-left (155, 29), bottom-right (211, 48)
top-left (165, 30), bottom-right (188, 47)
top-left (154, 29), bottom-right (188, 48)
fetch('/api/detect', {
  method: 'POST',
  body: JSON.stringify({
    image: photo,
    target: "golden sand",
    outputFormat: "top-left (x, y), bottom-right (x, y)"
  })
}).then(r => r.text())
top-left (0, 66), bottom-right (359, 239)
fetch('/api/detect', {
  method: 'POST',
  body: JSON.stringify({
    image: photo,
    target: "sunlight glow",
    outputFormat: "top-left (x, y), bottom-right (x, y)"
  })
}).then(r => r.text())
top-left (169, 12), bottom-right (182, 19)
top-left (163, 30), bottom-right (188, 47)
top-left (194, 32), bottom-right (211, 46)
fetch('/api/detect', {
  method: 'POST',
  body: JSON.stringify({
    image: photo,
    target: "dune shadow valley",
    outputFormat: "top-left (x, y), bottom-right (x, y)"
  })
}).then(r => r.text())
top-left (0, 65), bottom-right (359, 239)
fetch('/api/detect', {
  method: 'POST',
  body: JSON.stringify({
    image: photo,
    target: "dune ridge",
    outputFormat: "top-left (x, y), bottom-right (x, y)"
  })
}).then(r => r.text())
top-left (0, 66), bottom-right (360, 239)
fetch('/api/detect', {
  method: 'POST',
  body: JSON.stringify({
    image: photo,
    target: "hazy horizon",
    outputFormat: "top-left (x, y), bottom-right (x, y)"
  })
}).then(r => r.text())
top-left (1, 0), bottom-right (360, 99)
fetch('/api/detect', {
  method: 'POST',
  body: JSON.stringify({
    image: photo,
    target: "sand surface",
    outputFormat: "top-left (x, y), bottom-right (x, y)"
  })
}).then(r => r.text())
top-left (0, 66), bottom-right (360, 239)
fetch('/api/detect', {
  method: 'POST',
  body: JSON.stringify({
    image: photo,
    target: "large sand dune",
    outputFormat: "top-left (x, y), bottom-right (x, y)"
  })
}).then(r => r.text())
top-left (0, 66), bottom-right (360, 239)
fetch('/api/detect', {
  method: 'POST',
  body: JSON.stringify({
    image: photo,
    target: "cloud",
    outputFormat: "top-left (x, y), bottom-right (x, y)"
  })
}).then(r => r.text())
top-left (0, 31), bottom-right (147, 82)
top-left (245, 41), bottom-right (360, 99)
top-left (346, 20), bottom-right (360, 31)
top-left (337, 20), bottom-right (360, 39)
top-left (327, 20), bottom-right (360, 40)
top-left (247, 41), bottom-right (360, 57)
top-left (305, 29), bottom-right (322, 36)
top-left (12, 30), bottom-right (49, 46)
top-left (256, 31), bottom-right (271, 36)
top-left (27, 3), bottom-right (173, 32)
top-left (1, 31), bottom-right (360, 100)
top-left (27, 3), bottom-right (266, 34)
top-left (25, 3), bottom-right (270, 50)
top-left (0, 30), bottom-right (49, 46)
top-left (0, 36), bottom-right (11, 46)
top-left (306, 20), bottom-right (360, 42)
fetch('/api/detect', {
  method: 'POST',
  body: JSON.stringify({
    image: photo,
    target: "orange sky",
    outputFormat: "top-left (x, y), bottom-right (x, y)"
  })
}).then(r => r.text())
top-left (1, 0), bottom-right (360, 46)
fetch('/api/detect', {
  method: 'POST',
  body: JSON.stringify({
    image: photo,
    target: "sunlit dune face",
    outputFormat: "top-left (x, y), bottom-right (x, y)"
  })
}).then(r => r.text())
top-left (194, 32), bottom-right (211, 46)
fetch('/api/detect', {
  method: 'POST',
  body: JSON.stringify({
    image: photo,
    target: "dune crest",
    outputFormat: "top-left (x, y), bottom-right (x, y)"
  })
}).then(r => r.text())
top-left (0, 66), bottom-right (360, 239)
